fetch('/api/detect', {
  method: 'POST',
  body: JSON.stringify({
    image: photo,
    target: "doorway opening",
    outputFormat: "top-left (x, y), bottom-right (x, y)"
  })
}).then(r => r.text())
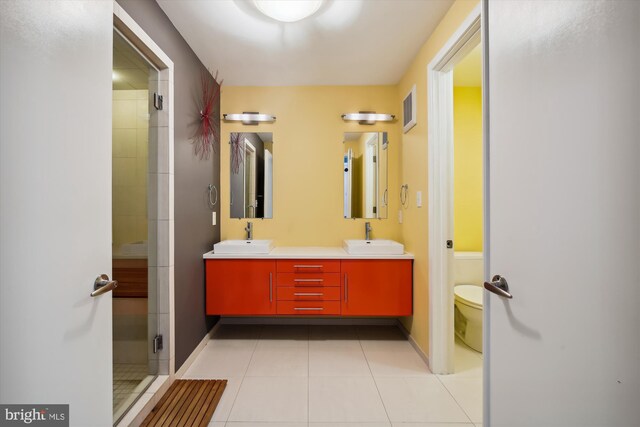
top-left (426, 4), bottom-right (483, 376)
top-left (451, 42), bottom-right (484, 373)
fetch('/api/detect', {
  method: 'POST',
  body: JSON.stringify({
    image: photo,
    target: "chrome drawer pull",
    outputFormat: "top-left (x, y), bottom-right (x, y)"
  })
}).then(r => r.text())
top-left (293, 265), bottom-right (323, 268)
top-left (344, 273), bottom-right (349, 302)
top-left (294, 278), bottom-right (323, 282)
top-left (294, 293), bottom-right (324, 296)
top-left (294, 307), bottom-right (324, 311)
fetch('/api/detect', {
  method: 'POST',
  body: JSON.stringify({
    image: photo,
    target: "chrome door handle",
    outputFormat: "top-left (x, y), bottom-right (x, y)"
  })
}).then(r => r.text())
top-left (484, 275), bottom-right (512, 299)
top-left (269, 272), bottom-right (273, 302)
top-left (91, 274), bottom-right (118, 297)
top-left (294, 278), bottom-right (323, 283)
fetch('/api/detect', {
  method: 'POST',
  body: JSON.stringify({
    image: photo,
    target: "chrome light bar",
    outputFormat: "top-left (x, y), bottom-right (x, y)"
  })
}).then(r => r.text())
top-left (223, 112), bottom-right (276, 125)
top-left (341, 111), bottom-right (395, 125)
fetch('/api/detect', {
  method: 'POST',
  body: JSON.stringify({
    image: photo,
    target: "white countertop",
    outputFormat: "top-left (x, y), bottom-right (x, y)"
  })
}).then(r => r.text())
top-left (203, 246), bottom-right (414, 260)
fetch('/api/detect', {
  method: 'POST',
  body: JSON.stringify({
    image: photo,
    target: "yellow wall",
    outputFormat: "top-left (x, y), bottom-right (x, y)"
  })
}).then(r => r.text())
top-left (221, 86), bottom-right (401, 245)
top-left (112, 89), bottom-right (148, 247)
top-left (396, 0), bottom-right (480, 353)
top-left (453, 86), bottom-right (483, 251)
top-left (219, 0), bottom-right (480, 356)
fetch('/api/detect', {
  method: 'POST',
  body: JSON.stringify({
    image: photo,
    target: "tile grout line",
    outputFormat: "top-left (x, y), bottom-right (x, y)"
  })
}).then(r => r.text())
top-left (435, 372), bottom-right (475, 425)
top-left (307, 324), bottom-right (310, 427)
top-left (220, 324), bottom-right (263, 425)
top-left (447, 340), bottom-right (483, 424)
top-left (357, 325), bottom-right (393, 426)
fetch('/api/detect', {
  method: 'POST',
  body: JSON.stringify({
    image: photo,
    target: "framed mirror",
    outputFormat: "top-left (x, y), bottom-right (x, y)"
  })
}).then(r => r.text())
top-left (343, 132), bottom-right (388, 219)
top-left (230, 132), bottom-right (273, 219)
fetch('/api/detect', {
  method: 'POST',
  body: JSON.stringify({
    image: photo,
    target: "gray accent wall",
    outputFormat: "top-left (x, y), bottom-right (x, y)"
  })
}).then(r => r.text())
top-left (116, 0), bottom-right (220, 370)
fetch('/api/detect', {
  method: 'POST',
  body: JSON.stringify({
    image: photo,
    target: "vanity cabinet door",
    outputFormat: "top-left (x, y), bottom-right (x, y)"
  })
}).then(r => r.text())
top-left (206, 260), bottom-right (276, 315)
top-left (341, 260), bottom-right (413, 316)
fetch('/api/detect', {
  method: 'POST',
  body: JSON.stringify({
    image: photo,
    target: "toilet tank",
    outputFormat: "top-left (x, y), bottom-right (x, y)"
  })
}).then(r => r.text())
top-left (454, 252), bottom-right (484, 286)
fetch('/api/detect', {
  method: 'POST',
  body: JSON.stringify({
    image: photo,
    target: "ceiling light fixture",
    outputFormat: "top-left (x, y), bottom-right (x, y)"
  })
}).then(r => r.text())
top-left (223, 112), bottom-right (276, 125)
top-left (342, 111), bottom-right (396, 125)
top-left (254, 0), bottom-right (323, 23)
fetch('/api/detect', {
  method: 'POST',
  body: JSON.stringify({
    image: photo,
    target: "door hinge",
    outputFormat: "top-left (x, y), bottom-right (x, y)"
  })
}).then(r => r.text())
top-left (153, 93), bottom-right (163, 110)
top-left (373, 155), bottom-right (377, 162)
top-left (153, 334), bottom-right (163, 354)
top-left (446, 240), bottom-right (453, 249)
top-left (373, 206), bottom-right (377, 214)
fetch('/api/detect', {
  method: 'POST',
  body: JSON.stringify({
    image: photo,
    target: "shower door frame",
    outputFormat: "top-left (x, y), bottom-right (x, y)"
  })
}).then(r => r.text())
top-left (113, 2), bottom-right (175, 425)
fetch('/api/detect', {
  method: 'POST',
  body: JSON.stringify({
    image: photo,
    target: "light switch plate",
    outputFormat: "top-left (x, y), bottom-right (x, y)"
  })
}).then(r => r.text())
top-left (416, 191), bottom-right (422, 207)
top-left (398, 210), bottom-right (403, 224)
top-left (212, 212), bottom-right (217, 226)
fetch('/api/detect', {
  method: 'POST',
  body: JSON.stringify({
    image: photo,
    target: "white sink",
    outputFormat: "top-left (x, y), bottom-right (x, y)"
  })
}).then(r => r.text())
top-left (213, 239), bottom-right (274, 254)
top-left (343, 239), bottom-right (404, 255)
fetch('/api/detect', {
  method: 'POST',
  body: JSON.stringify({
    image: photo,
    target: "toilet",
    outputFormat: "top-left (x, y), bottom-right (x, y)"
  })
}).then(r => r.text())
top-left (453, 252), bottom-right (484, 352)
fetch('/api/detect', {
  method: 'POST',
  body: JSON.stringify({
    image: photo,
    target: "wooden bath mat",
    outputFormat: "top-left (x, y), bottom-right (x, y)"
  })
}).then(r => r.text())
top-left (141, 379), bottom-right (227, 427)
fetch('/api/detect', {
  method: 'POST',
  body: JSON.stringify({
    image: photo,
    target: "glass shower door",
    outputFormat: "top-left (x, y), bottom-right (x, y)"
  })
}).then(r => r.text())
top-left (111, 28), bottom-right (159, 424)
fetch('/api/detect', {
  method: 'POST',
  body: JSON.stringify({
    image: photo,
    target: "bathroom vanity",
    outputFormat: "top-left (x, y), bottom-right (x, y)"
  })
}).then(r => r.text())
top-left (203, 247), bottom-right (413, 317)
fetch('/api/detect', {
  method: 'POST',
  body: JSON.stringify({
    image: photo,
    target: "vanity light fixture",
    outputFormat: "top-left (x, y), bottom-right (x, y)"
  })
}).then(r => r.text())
top-left (254, 0), bottom-right (323, 23)
top-left (341, 111), bottom-right (396, 125)
top-left (223, 112), bottom-right (276, 125)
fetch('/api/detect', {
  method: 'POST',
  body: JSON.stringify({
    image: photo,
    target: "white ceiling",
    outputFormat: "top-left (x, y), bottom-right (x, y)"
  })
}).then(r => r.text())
top-left (157, 0), bottom-right (454, 86)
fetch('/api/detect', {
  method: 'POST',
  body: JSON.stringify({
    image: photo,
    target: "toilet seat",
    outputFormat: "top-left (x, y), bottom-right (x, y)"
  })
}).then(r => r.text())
top-left (454, 284), bottom-right (483, 309)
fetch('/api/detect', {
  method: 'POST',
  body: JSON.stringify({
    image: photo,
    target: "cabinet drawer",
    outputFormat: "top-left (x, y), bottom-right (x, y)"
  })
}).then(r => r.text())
top-left (276, 272), bottom-right (340, 287)
top-left (277, 259), bottom-right (340, 273)
top-left (277, 301), bottom-right (341, 315)
top-left (277, 287), bottom-right (341, 301)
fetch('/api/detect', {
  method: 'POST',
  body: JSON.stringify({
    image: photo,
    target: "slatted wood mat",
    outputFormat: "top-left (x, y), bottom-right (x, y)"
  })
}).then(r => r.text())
top-left (141, 379), bottom-right (227, 427)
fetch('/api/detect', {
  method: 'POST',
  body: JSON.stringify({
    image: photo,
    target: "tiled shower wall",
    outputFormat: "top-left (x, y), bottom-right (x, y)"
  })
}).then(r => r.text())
top-left (112, 89), bottom-right (149, 247)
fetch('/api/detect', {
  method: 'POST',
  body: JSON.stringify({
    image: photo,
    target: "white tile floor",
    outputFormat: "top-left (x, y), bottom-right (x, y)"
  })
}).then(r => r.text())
top-left (182, 324), bottom-right (483, 427)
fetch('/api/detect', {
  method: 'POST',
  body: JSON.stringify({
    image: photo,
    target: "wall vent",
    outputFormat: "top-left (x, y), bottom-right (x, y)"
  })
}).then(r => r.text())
top-left (403, 84), bottom-right (417, 133)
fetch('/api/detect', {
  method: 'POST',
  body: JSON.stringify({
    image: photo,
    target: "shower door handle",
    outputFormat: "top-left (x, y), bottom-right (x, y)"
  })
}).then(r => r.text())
top-left (91, 274), bottom-right (118, 297)
top-left (484, 275), bottom-right (512, 299)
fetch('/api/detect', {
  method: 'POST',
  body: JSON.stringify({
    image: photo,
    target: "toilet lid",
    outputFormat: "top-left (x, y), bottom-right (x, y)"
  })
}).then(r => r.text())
top-left (455, 285), bottom-right (483, 308)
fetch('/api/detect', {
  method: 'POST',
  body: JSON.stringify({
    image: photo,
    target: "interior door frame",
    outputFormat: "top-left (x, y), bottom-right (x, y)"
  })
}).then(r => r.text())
top-left (426, 3), bottom-right (482, 375)
top-left (481, 3), bottom-right (490, 426)
top-left (112, 2), bottom-right (176, 425)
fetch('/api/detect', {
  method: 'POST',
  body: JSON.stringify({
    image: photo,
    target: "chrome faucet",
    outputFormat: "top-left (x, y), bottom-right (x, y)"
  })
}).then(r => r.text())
top-left (365, 222), bottom-right (372, 240)
top-left (245, 221), bottom-right (253, 240)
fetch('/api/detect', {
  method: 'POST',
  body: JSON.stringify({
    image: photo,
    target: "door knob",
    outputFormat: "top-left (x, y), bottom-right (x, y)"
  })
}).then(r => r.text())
top-left (484, 275), bottom-right (512, 299)
top-left (91, 274), bottom-right (118, 297)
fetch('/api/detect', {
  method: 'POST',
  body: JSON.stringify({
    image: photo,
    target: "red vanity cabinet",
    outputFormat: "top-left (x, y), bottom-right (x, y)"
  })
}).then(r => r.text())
top-left (341, 259), bottom-right (413, 316)
top-left (205, 256), bottom-right (413, 317)
top-left (205, 259), bottom-right (276, 315)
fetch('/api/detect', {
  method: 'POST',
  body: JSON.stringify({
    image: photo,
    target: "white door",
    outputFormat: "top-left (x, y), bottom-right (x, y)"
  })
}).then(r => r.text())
top-left (485, 1), bottom-right (640, 426)
top-left (344, 149), bottom-right (353, 218)
top-left (264, 149), bottom-right (273, 218)
top-left (1, 2), bottom-right (114, 425)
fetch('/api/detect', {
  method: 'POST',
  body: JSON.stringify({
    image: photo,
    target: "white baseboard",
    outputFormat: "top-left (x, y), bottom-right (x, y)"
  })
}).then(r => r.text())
top-left (220, 317), bottom-right (398, 326)
top-left (174, 321), bottom-right (222, 379)
top-left (396, 320), bottom-right (430, 370)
